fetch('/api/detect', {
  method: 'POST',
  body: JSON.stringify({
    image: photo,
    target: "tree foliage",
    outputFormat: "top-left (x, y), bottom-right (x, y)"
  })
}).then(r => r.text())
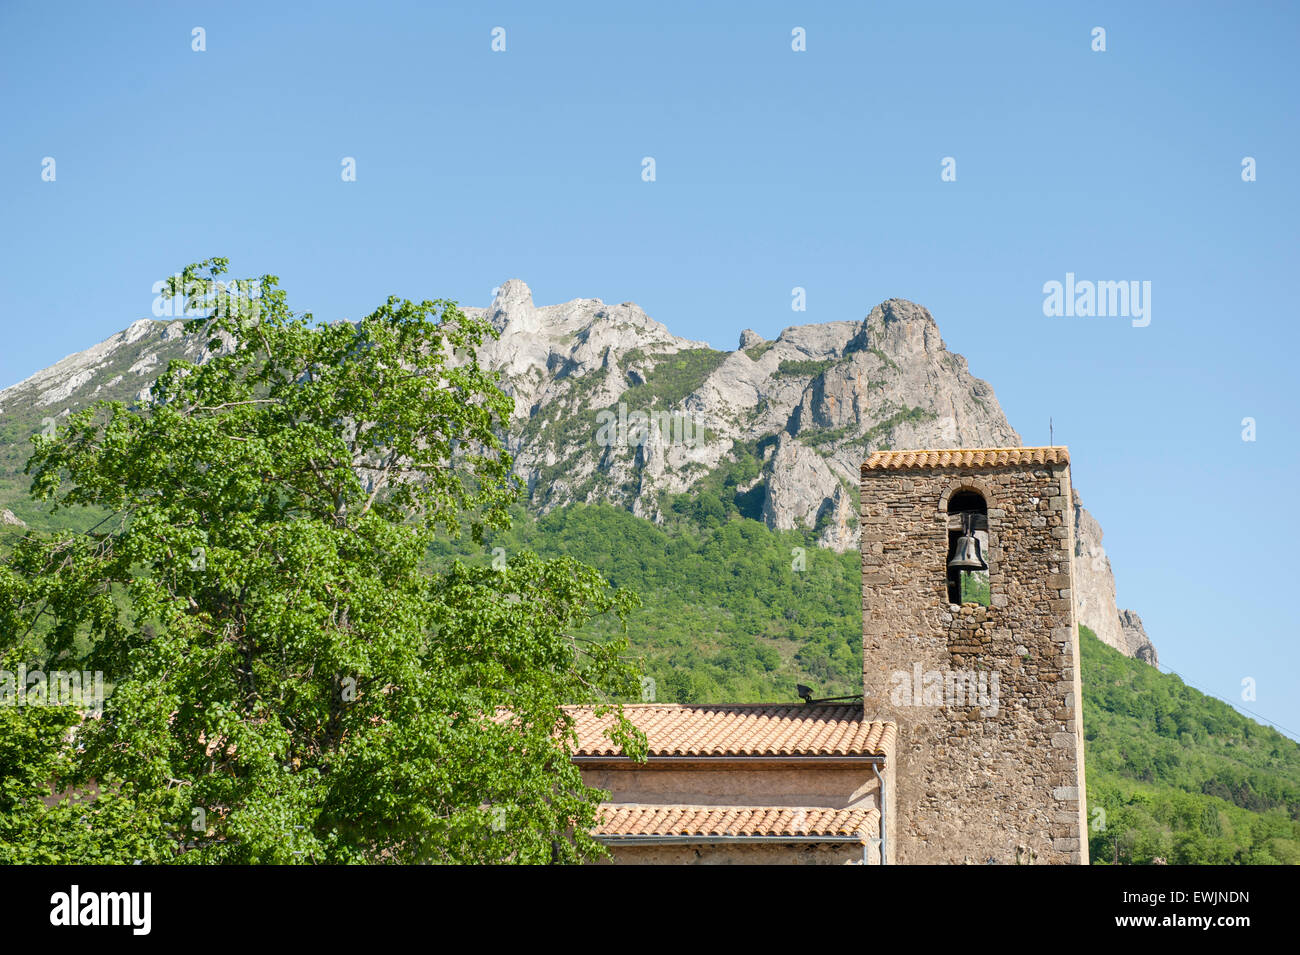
top-left (1080, 626), bottom-right (1300, 864)
top-left (438, 502), bottom-right (863, 702)
top-left (0, 258), bottom-right (643, 864)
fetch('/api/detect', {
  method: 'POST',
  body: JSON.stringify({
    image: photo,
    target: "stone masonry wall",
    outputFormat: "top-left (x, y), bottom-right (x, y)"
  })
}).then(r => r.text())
top-left (860, 460), bottom-right (1088, 864)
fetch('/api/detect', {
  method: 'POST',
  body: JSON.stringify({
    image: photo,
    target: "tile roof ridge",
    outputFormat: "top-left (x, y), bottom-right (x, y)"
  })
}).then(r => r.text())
top-left (863, 446), bottom-right (1070, 470)
top-left (566, 701), bottom-right (870, 710)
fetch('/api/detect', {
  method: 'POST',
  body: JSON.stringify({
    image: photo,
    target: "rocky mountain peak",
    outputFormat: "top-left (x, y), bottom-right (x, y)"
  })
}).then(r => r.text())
top-left (849, 297), bottom-right (945, 360)
top-left (488, 279), bottom-right (538, 334)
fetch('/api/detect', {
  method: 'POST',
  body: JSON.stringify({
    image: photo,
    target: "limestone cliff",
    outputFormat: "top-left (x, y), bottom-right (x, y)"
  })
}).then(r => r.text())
top-left (1072, 491), bottom-right (1160, 667)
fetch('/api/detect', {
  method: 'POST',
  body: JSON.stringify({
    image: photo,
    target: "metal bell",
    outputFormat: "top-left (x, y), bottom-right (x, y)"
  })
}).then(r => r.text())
top-left (948, 533), bottom-right (986, 572)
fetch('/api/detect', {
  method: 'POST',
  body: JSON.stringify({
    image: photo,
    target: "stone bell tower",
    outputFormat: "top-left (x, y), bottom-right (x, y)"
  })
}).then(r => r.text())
top-left (860, 448), bottom-right (1088, 864)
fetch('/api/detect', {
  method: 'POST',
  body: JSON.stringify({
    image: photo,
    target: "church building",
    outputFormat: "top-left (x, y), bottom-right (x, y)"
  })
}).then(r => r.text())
top-left (572, 447), bottom-right (1089, 865)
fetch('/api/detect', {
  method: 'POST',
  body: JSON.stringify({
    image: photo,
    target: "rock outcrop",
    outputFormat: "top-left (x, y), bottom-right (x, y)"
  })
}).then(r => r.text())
top-left (1118, 610), bottom-right (1159, 667)
top-left (466, 290), bottom-right (1023, 546)
top-left (1072, 490), bottom-right (1159, 666)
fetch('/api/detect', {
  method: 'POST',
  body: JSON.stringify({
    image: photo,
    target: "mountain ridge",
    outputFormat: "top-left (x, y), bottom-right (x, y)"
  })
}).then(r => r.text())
top-left (0, 280), bottom-right (1157, 665)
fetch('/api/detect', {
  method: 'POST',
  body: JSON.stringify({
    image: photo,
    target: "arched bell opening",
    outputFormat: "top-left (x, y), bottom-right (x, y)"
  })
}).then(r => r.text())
top-left (946, 489), bottom-right (990, 606)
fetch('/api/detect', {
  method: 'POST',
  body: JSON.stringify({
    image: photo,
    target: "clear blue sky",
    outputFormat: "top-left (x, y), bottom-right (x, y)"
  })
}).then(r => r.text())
top-left (2, 1), bottom-right (1297, 736)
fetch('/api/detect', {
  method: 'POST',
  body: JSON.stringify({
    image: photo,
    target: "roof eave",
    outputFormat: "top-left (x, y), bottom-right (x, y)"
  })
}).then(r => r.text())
top-left (593, 834), bottom-right (869, 846)
top-left (572, 754), bottom-right (889, 766)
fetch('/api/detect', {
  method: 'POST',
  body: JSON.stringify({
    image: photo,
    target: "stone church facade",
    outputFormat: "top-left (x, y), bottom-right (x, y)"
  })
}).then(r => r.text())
top-left (572, 447), bottom-right (1088, 865)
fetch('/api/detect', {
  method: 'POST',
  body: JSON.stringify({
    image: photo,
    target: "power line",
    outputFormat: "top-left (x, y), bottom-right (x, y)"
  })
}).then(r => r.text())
top-left (1155, 663), bottom-right (1300, 742)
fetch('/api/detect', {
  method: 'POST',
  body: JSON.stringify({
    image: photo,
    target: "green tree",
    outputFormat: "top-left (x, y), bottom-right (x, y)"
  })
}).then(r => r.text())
top-left (0, 258), bottom-right (643, 864)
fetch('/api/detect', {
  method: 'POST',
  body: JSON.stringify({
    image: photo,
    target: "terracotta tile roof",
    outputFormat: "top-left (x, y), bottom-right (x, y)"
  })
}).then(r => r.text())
top-left (566, 703), bottom-right (894, 758)
top-left (863, 446), bottom-right (1069, 471)
top-left (593, 804), bottom-right (879, 840)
